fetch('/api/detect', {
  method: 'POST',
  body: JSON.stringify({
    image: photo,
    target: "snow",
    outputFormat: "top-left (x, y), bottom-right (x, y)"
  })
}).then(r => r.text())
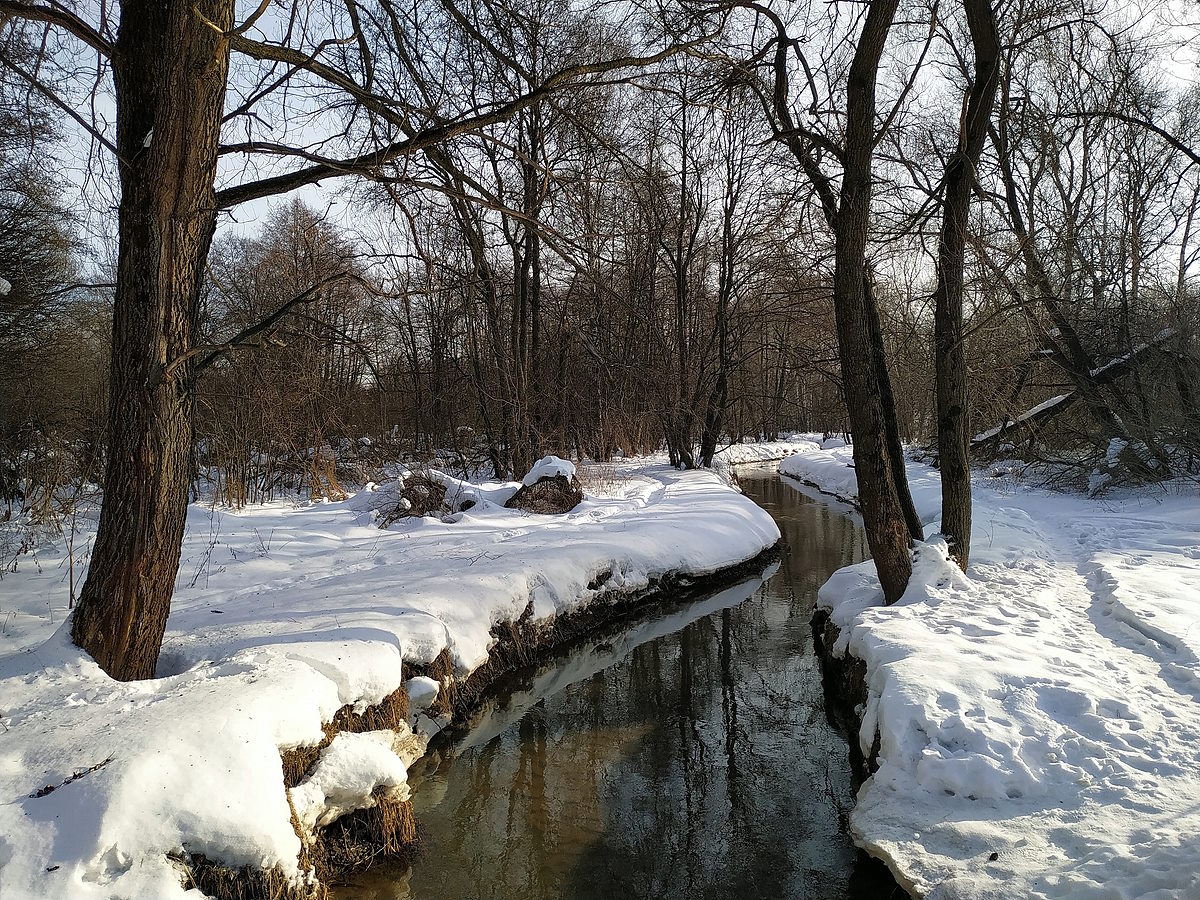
top-left (403, 676), bottom-right (440, 711)
top-left (971, 393), bottom-right (1070, 443)
top-left (0, 460), bottom-right (778, 899)
top-left (291, 729), bottom-right (419, 833)
top-left (779, 443), bottom-right (943, 527)
top-left (1089, 329), bottom-right (1175, 377)
top-left (710, 436), bottom-right (828, 473)
top-left (780, 442), bottom-right (1200, 898)
top-left (521, 455), bottom-right (576, 486)
top-left (709, 435), bottom-right (857, 485)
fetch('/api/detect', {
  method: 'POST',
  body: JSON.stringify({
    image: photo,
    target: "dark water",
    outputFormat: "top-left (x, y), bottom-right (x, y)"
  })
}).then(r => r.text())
top-left (337, 470), bottom-right (897, 899)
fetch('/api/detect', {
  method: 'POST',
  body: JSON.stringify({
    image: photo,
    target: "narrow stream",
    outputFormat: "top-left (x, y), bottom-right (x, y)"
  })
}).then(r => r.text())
top-left (337, 469), bottom-right (899, 899)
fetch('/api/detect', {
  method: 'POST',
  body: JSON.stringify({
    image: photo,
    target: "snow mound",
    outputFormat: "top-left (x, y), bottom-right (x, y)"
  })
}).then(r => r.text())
top-left (521, 455), bottom-right (576, 486)
top-left (291, 729), bottom-right (419, 833)
top-left (403, 676), bottom-right (440, 711)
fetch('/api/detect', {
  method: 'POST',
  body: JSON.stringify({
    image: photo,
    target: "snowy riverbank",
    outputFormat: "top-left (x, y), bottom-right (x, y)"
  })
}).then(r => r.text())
top-left (780, 444), bottom-right (1200, 898)
top-left (0, 461), bottom-right (778, 899)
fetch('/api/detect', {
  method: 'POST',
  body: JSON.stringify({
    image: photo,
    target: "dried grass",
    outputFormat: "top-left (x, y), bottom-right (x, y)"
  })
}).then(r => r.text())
top-left (503, 474), bottom-right (583, 514)
top-left (575, 463), bottom-right (633, 498)
top-left (181, 853), bottom-right (327, 900)
top-left (308, 452), bottom-right (347, 503)
top-left (421, 647), bottom-right (456, 717)
top-left (280, 687), bottom-right (410, 788)
top-left (379, 470), bottom-right (448, 527)
top-left (311, 789), bottom-right (418, 881)
top-left (270, 684), bottom-right (420, 891)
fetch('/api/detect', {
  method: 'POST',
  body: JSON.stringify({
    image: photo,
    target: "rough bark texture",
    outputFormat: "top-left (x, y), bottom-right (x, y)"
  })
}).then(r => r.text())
top-left (831, 0), bottom-right (912, 603)
top-left (864, 274), bottom-right (924, 543)
top-left (932, 0), bottom-right (1000, 570)
top-left (761, 8), bottom-right (922, 558)
top-left (71, 1), bottom-right (233, 681)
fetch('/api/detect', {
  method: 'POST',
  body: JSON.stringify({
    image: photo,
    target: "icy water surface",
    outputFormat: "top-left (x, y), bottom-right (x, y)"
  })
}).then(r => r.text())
top-left (336, 469), bottom-right (900, 899)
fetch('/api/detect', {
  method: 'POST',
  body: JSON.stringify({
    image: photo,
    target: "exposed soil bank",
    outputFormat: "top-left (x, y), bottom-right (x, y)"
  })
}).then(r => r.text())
top-left (443, 541), bottom-right (782, 721)
top-left (811, 608), bottom-right (879, 786)
top-left (811, 608), bottom-right (917, 899)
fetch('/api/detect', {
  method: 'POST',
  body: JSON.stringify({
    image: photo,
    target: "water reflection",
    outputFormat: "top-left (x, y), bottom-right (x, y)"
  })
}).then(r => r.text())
top-left (336, 471), bottom-right (893, 900)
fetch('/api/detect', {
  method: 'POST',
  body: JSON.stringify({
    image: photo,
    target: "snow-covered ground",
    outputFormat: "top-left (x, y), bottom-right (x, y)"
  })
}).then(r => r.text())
top-left (781, 444), bottom-right (1200, 899)
top-left (710, 436), bottom-right (832, 477)
top-left (0, 461), bottom-right (778, 900)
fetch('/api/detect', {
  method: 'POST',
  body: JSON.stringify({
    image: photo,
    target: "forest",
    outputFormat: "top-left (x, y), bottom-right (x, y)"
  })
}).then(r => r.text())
top-left (1, 1), bottom-right (1198, 899)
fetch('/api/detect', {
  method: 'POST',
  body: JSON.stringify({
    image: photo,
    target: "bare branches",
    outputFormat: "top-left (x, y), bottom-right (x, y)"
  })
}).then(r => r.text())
top-left (1055, 109), bottom-right (1200, 168)
top-left (217, 23), bottom-right (716, 209)
top-left (0, 1), bottom-right (112, 56)
top-left (169, 271), bottom-right (355, 379)
top-left (0, 52), bottom-right (119, 159)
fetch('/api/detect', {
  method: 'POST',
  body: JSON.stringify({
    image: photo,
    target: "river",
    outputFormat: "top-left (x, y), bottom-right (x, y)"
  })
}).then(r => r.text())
top-left (335, 467), bottom-right (899, 899)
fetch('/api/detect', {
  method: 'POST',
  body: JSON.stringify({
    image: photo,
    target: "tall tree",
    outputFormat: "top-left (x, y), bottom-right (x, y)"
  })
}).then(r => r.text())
top-left (744, 0), bottom-right (921, 601)
top-left (931, 0), bottom-right (1000, 570)
top-left (830, 0), bottom-right (914, 603)
top-left (68, 0), bottom-right (234, 680)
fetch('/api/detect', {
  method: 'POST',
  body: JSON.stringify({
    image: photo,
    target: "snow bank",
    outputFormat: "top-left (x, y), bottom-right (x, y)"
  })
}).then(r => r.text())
top-left (783, 443), bottom-right (1200, 898)
top-left (779, 442), bottom-right (942, 525)
top-left (0, 461), bottom-right (778, 899)
top-left (709, 435), bottom-right (828, 480)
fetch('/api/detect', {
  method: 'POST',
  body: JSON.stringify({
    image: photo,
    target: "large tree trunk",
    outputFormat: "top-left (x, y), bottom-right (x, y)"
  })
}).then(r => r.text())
top-left (71, 0), bottom-right (233, 681)
top-left (932, 0), bottom-right (1000, 570)
top-left (832, 0), bottom-right (913, 604)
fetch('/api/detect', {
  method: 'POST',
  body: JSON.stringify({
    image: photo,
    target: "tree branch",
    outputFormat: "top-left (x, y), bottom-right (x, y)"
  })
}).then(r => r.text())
top-left (215, 36), bottom-right (715, 209)
top-left (0, 1), bottom-right (112, 56)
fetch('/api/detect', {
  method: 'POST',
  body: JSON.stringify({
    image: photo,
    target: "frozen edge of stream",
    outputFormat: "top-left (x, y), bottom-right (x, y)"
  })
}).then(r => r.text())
top-left (0, 458), bottom-right (791, 900)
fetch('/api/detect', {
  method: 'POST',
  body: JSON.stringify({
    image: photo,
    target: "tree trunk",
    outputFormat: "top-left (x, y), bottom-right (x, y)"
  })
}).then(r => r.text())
top-left (71, 0), bottom-right (233, 681)
top-left (932, 0), bottom-right (1000, 570)
top-left (831, 0), bottom-right (913, 604)
top-left (761, 4), bottom-right (920, 587)
top-left (864, 274), bottom-right (924, 542)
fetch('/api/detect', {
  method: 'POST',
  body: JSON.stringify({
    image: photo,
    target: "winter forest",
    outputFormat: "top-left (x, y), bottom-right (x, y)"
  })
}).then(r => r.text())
top-left (1, 1), bottom-right (1198, 899)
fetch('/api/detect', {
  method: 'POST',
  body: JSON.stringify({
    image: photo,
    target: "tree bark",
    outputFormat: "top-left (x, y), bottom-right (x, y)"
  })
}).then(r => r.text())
top-left (71, 0), bottom-right (233, 681)
top-left (932, 0), bottom-right (1000, 570)
top-left (831, 0), bottom-right (913, 604)
top-left (864, 274), bottom-right (924, 542)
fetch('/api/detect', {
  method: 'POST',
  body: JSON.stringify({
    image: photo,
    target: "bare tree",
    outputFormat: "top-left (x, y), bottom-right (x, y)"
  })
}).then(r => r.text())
top-left (930, 0), bottom-right (999, 570)
top-left (734, 0), bottom-right (923, 601)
